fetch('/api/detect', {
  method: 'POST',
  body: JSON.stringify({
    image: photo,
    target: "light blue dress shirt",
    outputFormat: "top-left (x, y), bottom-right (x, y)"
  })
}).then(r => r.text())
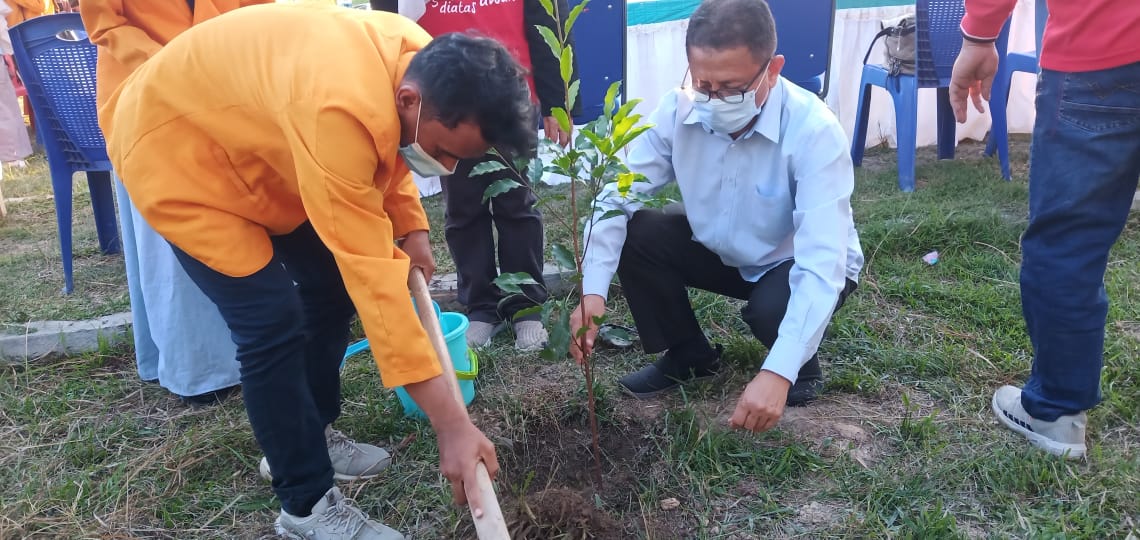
top-left (581, 78), bottom-right (865, 384)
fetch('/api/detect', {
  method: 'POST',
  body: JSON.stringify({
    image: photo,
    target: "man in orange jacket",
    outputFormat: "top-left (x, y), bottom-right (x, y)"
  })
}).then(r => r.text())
top-left (102, 4), bottom-right (536, 538)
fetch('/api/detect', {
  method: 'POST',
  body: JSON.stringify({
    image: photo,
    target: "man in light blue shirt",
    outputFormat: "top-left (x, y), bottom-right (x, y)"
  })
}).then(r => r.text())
top-left (569, 0), bottom-right (864, 433)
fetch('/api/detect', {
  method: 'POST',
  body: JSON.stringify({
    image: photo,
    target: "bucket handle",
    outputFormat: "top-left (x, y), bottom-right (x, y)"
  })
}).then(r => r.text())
top-left (455, 349), bottom-right (479, 381)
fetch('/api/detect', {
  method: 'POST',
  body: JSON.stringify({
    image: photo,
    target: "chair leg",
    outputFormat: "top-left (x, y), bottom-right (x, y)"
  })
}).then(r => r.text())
top-left (892, 76), bottom-right (918, 192)
top-left (86, 171), bottom-right (121, 254)
top-left (50, 167), bottom-right (75, 294)
top-left (936, 87), bottom-right (956, 160)
top-left (850, 79), bottom-right (874, 167)
top-left (990, 67), bottom-right (1014, 180)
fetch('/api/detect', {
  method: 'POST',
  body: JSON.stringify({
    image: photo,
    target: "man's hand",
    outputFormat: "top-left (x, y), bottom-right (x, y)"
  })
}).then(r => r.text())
top-left (949, 40), bottom-right (1000, 123)
top-left (543, 115), bottom-right (571, 148)
top-left (569, 294), bottom-right (606, 364)
top-left (729, 371), bottom-right (792, 433)
top-left (435, 417), bottom-right (500, 514)
top-left (405, 375), bottom-right (500, 515)
top-left (401, 229), bottom-right (435, 282)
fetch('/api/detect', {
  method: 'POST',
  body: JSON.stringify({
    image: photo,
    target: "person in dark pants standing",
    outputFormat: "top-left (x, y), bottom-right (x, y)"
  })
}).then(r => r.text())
top-left (569, 0), bottom-right (864, 432)
top-left (381, 0), bottom-right (579, 351)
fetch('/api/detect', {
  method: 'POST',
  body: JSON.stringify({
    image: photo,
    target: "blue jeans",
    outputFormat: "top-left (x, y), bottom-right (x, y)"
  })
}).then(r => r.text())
top-left (1020, 62), bottom-right (1140, 420)
top-left (171, 222), bottom-right (355, 515)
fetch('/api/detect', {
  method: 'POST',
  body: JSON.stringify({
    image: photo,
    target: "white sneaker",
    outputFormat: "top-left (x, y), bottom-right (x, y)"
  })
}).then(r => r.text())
top-left (274, 486), bottom-right (404, 540)
top-left (261, 425), bottom-right (392, 482)
top-left (466, 321), bottom-right (500, 348)
top-left (513, 320), bottom-right (548, 351)
top-left (992, 385), bottom-right (1087, 460)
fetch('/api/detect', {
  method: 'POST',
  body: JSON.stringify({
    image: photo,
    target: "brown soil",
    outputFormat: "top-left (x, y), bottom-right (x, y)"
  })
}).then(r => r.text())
top-left (463, 363), bottom-right (693, 539)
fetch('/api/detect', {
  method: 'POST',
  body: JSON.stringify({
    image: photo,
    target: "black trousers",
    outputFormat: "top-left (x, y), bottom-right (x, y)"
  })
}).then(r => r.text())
top-left (617, 207), bottom-right (857, 374)
top-left (440, 156), bottom-right (548, 324)
top-left (171, 222), bottom-right (353, 516)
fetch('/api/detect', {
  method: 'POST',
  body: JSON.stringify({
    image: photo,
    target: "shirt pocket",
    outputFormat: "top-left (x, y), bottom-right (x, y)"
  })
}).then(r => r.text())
top-left (750, 187), bottom-right (794, 240)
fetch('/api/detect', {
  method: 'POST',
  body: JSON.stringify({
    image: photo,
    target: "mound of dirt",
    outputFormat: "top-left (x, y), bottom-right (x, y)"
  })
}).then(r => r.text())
top-left (506, 488), bottom-right (624, 540)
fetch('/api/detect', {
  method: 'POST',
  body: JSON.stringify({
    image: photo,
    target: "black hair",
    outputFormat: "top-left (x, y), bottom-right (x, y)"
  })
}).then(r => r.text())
top-left (404, 32), bottom-right (536, 160)
top-left (685, 0), bottom-right (777, 62)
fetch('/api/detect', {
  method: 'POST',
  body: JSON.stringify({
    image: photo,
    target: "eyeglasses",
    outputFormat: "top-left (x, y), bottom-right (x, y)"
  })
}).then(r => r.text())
top-left (691, 60), bottom-right (771, 104)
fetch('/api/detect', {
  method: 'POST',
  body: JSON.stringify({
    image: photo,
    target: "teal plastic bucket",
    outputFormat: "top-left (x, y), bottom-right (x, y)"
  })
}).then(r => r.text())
top-left (394, 311), bottom-right (478, 419)
top-left (340, 299), bottom-right (440, 370)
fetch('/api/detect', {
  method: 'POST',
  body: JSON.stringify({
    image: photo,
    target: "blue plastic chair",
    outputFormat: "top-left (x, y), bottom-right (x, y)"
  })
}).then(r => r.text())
top-left (768, 0), bottom-right (836, 98)
top-left (850, 0), bottom-right (967, 192)
top-left (984, 0), bottom-right (1046, 180)
top-left (569, 0), bottom-right (626, 122)
top-left (9, 13), bottom-right (120, 294)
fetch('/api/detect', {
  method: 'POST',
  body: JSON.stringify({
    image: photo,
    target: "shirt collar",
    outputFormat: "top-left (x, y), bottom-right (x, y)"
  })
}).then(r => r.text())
top-left (681, 76), bottom-right (786, 143)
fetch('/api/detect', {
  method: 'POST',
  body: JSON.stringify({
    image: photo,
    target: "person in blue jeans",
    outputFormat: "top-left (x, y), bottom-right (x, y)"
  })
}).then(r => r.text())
top-left (951, 0), bottom-right (1140, 460)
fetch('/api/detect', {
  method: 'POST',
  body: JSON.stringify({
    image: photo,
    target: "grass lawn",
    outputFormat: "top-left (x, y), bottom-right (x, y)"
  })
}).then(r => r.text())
top-left (1, 138), bottom-right (1137, 538)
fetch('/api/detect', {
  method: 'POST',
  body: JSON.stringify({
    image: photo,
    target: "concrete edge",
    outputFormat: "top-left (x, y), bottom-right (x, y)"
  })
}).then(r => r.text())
top-left (1, 265), bottom-right (578, 364)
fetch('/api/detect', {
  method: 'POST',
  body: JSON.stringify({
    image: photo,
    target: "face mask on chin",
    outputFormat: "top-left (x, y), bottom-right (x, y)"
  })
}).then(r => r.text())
top-left (398, 101), bottom-right (457, 177)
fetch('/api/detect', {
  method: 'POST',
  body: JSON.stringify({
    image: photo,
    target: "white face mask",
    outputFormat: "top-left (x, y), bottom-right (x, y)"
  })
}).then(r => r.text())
top-left (399, 101), bottom-right (457, 177)
top-left (693, 89), bottom-right (762, 134)
top-left (691, 64), bottom-right (769, 135)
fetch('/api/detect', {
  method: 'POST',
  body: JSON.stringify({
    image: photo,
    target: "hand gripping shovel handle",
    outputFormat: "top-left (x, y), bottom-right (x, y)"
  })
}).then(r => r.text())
top-left (408, 267), bottom-right (510, 539)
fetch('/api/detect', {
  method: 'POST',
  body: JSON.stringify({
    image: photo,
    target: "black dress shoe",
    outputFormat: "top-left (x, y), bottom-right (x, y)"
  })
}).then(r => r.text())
top-left (786, 356), bottom-right (824, 406)
top-left (618, 345), bottom-right (723, 399)
top-left (786, 377), bottom-right (824, 406)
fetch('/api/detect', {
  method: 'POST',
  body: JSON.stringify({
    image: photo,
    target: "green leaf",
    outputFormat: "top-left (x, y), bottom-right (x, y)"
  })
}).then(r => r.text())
top-left (559, 45), bottom-right (574, 85)
top-left (567, 79), bottom-right (581, 114)
top-left (616, 172), bottom-right (636, 197)
top-left (613, 99), bottom-right (641, 123)
top-left (551, 243), bottom-right (577, 270)
top-left (602, 81), bottom-right (622, 118)
top-left (537, 0), bottom-right (556, 22)
top-left (470, 160), bottom-right (507, 177)
top-left (547, 307), bottom-right (572, 360)
top-left (551, 107), bottom-right (572, 134)
top-left (511, 305), bottom-right (544, 321)
top-left (612, 124), bottom-right (654, 153)
top-left (493, 272), bottom-right (540, 295)
top-left (527, 157), bottom-right (545, 184)
top-left (598, 209), bottom-right (625, 221)
top-left (535, 25), bottom-right (562, 61)
top-left (535, 193), bottom-right (567, 208)
top-left (564, 0), bottom-right (588, 37)
top-left (482, 178), bottom-right (523, 203)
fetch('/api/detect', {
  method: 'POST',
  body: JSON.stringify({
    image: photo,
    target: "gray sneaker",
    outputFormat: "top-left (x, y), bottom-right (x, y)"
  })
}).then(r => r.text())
top-left (261, 426), bottom-right (392, 482)
top-left (992, 385), bottom-right (1087, 460)
top-left (466, 321), bottom-right (501, 348)
top-left (275, 486), bottom-right (404, 540)
top-left (513, 320), bottom-right (548, 351)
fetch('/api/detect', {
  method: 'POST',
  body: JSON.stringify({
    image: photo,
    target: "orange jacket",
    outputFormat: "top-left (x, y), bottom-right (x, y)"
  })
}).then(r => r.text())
top-left (80, 0), bottom-right (273, 129)
top-left (4, 0), bottom-right (43, 27)
top-left (103, 4), bottom-right (442, 388)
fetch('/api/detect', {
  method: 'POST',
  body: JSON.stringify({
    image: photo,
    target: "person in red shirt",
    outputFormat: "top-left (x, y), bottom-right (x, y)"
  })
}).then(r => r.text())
top-left (950, 0), bottom-right (1140, 460)
top-left (377, 0), bottom-right (579, 351)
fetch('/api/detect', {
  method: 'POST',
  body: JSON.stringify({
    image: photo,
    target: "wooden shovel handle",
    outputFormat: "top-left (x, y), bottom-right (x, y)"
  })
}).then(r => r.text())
top-left (409, 267), bottom-right (510, 539)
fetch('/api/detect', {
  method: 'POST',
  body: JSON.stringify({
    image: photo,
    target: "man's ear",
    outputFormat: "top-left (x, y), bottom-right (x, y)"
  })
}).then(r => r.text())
top-left (766, 55), bottom-right (786, 83)
top-left (395, 83), bottom-right (422, 112)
